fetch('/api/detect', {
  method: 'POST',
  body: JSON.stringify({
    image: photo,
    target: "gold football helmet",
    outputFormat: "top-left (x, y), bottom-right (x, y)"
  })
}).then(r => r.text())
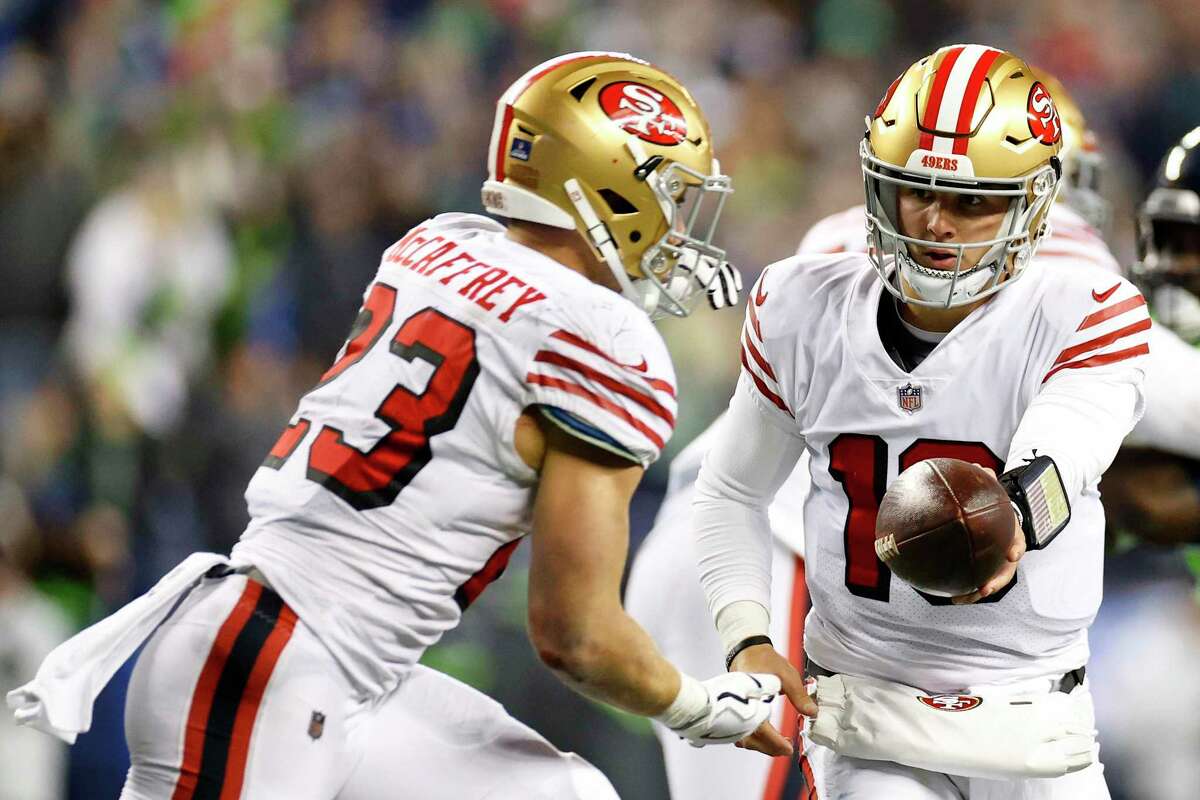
top-left (482, 52), bottom-right (732, 318)
top-left (863, 44), bottom-right (1063, 308)
top-left (1031, 69), bottom-right (1109, 231)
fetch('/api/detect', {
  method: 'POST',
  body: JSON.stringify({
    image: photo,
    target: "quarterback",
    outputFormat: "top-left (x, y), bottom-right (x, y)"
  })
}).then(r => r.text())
top-left (626, 65), bottom-right (1166, 799)
top-left (7, 53), bottom-right (780, 799)
top-left (694, 45), bottom-right (1149, 799)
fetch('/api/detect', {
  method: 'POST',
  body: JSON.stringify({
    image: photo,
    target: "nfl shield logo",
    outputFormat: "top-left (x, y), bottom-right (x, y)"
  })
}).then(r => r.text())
top-left (308, 711), bottom-right (326, 741)
top-left (897, 383), bottom-right (922, 414)
top-left (509, 138), bottom-right (533, 161)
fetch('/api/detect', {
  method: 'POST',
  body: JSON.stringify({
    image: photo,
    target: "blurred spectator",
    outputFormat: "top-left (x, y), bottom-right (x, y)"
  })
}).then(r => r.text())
top-left (0, 46), bottom-right (90, 422)
top-left (61, 138), bottom-right (235, 438)
top-left (0, 479), bottom-right (71, 800)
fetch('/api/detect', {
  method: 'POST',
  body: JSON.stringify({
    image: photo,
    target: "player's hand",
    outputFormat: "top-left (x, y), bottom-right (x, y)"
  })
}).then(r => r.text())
top-left (730, 644), bottom-right (817, 756)
top-left (953, 484), bottom-right (1026, 604)
top-left (671, 672), bottom-right (780, 748)
top-left (680, 250), bottom-right (743, 310)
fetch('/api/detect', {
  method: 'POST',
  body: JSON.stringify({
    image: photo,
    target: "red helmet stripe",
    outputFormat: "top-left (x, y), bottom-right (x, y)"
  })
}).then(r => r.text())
top-left (919, 46), bottom-right (965, 151)
top-left (952, 48), bottom-right (1001, 155)
top-left (493, 104), bottom-right (514, 182)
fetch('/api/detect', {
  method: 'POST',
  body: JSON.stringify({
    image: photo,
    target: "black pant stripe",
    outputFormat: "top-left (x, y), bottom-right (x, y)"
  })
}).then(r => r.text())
top-left (192, 588), bottom-right (285, 800)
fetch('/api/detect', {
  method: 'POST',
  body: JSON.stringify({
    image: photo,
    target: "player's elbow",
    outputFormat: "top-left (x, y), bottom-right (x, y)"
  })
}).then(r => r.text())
top-left (527, 604), bottom-right (606, 678)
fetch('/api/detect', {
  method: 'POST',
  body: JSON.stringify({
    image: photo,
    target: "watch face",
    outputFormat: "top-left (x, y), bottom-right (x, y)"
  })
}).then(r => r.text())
top-left (1022, 457), bottom-right (1070, 547)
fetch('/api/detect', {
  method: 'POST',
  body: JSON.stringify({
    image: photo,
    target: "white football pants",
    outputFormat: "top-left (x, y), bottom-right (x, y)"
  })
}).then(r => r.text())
top-left (800, 728), bottom-right (1111, 799)
top-left (624, 505), bottom-right (1110, 800)
top-left (121, 571), bottom-right (617, 799)
top-left (626, 525), bottom-right (812, 800)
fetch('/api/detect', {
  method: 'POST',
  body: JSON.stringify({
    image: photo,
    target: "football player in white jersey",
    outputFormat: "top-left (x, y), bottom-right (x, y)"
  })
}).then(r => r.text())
top-left (1105, 126), bottom-right (1200, 533)
top-left (694, 45), bottom-right (1150, 799)
top-left (1087, 125), bottom-right (1200, 800)
top-left (626, 65), bottom-right (1165, 800)
top-left (7, 53), bottom-right (784, 800)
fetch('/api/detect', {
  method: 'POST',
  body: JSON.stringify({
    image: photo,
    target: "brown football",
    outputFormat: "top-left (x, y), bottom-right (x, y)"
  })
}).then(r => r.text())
top-left (874, 458), bottom-right (1016, 597)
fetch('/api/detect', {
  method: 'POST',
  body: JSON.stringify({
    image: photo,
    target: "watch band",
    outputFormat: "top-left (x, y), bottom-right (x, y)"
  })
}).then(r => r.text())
top-left (725, 635), bottom-right (773, 671)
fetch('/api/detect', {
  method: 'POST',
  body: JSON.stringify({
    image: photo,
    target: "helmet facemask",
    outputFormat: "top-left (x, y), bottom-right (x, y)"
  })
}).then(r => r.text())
top-left (1059, 144), bottom-right (1110, 231)
top-left (566, 139), bottom-right (733, 319)
top-left (862, 138), bottom-right (1061, 309)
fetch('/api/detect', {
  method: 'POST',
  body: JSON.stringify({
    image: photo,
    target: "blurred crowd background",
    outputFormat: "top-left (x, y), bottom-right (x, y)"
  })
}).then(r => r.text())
top-left (1, 0), bottom-right (1198, 798)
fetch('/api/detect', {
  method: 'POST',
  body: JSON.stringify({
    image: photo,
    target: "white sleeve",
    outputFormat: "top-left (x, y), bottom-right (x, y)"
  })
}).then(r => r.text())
top-left (692, 377), bottom-right (807, 629)
top-left (1124, 325), bottom-right (1200, 458)
top-left (1005, 369), bottom-right (1146, 501)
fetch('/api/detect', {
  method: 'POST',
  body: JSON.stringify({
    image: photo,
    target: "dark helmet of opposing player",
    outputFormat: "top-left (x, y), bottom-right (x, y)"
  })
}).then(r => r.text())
top-left (1130, 126), bottom-right (1200, 344)
top-left (481, 52), bottom-right (733, 319)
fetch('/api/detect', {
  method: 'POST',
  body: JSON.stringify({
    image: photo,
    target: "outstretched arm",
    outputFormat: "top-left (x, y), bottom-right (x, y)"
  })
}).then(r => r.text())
top-left (692, 383), bottom-right (817, 755)
top-left (526, 414), bottom-right (778, 745)
top-left (527, 418), bottom-right (679, 713)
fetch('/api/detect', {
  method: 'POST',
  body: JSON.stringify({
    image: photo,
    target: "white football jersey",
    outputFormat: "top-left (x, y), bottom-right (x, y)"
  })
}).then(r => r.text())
top-left (739, 252), bottom-right (1149, 690)
top-left (233, 213), bottom-right (677, 696)
top-left (795, 203), bottom-right (1200, 459)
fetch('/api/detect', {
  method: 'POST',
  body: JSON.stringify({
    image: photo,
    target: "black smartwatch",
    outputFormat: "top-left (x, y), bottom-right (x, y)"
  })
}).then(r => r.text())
top-left (999, 455), bottom-right (1071, 550)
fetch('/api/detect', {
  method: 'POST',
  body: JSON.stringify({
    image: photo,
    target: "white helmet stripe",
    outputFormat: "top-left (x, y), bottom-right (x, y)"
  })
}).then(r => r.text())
top-left (931, 44), bottom-right (996, 154)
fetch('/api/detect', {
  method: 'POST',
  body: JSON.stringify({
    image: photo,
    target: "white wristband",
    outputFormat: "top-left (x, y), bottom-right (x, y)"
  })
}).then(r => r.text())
top-left (655, 672), bottom-right (708, 731)
top-left (715, 600), bottom-right (771, 655)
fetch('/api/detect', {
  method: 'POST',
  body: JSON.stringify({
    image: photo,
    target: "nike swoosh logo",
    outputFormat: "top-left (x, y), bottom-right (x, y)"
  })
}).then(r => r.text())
top-left (1092, 283), bottom-right (1120, 303)
top-left (754, 267), bottom-right (771, 306)
top-left (621, 358), bottom-right (648, 372)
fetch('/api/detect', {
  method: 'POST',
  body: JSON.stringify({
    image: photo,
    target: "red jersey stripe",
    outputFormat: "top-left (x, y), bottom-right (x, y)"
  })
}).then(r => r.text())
top-left (952, 49), bottom-right (1000, 155)
top-left (1076, 294), bottom-right (1147, 331)
top-left (533, 350), bottom-right (675, 426)
top-left (455, 538), bottom-right (523, 610)
top-left (526, 373), bottom-right (667, 449)
top-left (742, 329), bottom-right (778, 381)
top-left (220, 602), bottom-right (298, 800)
top-left (1043, 343), bottom-right (1149, 383)
top-left (800, 752), bottom-right (820, 799)
top-left (919, 46), bottom-right (965, 150)
top-left (741, 347), bottom-right (794, 417)
top-left (172, 582), bottom-right (264, 800)
top-left (747, 296), bottom-right (765, 341)
top-left (1054, 318), bottom-right (1151, 365)
top-left (548, 329), bottom-right (676, 398)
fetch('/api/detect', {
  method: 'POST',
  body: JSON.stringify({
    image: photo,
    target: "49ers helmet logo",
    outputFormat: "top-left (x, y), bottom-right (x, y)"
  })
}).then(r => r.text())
top-left (1026, 81), bottom-right (1062, 145)
top-left (918, 694), bottom-right (983, 712)
top-left (598, 81), bottom-right (687, 145)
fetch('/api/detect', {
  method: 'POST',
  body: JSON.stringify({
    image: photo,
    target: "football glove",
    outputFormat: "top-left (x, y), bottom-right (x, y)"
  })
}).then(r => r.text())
top-left (679, 251), bottom-right (743, 310)
top-left (665, 672), bottom-right (780, 748)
